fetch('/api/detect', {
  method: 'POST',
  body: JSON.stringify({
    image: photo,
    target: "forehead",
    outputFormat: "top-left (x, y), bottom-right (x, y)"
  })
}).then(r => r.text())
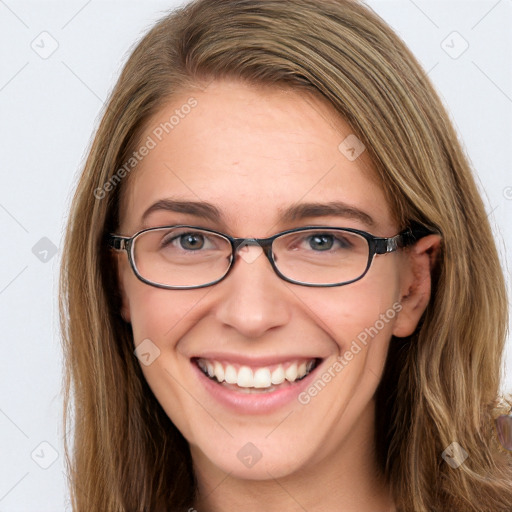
top-left (118, 80), bottom-right (395, 235)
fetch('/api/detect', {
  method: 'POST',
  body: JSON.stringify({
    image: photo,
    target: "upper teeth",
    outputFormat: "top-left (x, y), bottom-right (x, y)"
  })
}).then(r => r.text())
top-left (196, 359), bottom-right (316, 388)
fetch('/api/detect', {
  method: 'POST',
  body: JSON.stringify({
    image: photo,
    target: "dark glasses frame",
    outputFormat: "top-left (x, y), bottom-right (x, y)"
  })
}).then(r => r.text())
top-left (107, 223), bottom-right (435, 289)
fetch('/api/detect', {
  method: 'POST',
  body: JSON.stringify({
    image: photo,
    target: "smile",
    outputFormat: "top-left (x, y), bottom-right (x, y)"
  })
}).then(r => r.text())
top-left (194, 357), bottom-right (320, 390)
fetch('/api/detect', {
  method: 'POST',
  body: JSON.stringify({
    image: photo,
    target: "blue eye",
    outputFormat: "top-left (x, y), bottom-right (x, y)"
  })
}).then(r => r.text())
top-left (308, 234), bottom-right (334, 251)
top-left (305, 233), bottom-right (352, 251)
top-left (177, 233), bottom-right (205, 250)
top-left (160, 230), bottom-right (218, 252)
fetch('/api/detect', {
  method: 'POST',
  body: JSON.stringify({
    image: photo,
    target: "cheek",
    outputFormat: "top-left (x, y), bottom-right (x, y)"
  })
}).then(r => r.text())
top-left (124, 276), bottom-right (200, 345)
top-left (124, 283), bottom-right (211, 439)
top-left (292, 258), bottom-right (402, 351)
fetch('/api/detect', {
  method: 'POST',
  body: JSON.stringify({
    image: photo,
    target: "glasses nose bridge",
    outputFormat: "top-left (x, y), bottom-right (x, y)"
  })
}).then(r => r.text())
top-left (232, 235), bottom-right (275, 265)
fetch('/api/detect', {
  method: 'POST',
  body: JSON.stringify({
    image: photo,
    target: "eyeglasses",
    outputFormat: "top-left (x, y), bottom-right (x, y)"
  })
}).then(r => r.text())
top-left (107, 224), bottom-right (432, 289)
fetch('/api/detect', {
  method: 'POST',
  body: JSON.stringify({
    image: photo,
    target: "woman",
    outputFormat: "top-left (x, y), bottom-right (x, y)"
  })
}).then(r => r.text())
top-left (59, 0), bottom-right (512, 510)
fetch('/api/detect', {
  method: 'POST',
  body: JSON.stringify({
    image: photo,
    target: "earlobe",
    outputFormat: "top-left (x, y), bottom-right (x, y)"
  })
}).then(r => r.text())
top-left (392, 234), bottom-right (442, 338)
top-left (120, 303), bottom-right (131, 323)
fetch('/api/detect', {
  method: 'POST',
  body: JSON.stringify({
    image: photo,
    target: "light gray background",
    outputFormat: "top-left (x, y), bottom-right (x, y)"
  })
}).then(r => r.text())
top-left (0, 1), bottom-right (511, 510)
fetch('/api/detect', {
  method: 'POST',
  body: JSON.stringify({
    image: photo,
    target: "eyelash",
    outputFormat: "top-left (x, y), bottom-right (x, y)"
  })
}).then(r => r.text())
top-left (161, 231), bottom-right (351, 253)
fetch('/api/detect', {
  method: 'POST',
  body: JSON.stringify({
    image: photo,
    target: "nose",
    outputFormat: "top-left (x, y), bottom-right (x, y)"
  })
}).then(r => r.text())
top-left (213, 244), bottom-right (292, 338)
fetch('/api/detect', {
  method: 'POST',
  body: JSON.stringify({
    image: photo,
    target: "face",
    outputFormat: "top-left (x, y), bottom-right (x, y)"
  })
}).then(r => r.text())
top-left (116, 80), bottom-right (432, 483)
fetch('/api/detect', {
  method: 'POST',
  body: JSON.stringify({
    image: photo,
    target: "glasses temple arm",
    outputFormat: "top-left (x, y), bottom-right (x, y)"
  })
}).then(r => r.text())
top-left (107, 234), bottom-right (128, 251)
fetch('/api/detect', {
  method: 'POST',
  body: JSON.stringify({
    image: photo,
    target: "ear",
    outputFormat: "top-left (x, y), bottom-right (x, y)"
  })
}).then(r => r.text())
top-left (392, 234), bottom-right (442, 338)
top-left (115, 252), bottom-right (132, 323)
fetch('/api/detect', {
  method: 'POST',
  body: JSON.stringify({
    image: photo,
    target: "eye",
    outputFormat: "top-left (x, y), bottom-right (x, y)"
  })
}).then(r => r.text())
top-left (308, 234), bottom-right (334, 251)
top-left (303, 233), bottom-right (353, 251)
top-left (161, 231), bottom-right (216, 251)
top-left (178, 233), bottom-right (206, 250)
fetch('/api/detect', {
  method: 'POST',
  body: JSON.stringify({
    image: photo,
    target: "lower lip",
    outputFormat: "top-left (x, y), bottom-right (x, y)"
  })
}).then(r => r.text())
top-left (191, 359), bottom-right (322, 414)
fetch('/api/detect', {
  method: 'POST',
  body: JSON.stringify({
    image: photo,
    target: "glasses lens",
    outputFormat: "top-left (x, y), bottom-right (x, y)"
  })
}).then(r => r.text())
top-left (133, 227), bottom-right (232, 287)
top-left (273, 228), bottom-right (370, 285)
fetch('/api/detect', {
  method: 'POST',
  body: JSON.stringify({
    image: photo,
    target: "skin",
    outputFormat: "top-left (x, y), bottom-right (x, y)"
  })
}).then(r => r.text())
top-left (115, 80), bottom-right (441, 512)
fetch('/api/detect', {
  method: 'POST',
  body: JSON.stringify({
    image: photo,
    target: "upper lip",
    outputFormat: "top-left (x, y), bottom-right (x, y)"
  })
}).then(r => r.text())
top-left (191, 353), bottom-right (323, 367)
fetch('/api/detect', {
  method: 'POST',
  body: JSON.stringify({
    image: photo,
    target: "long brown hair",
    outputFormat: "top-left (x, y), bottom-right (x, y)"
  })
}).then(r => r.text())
top-left (59, 0), bottom-right (512, 510)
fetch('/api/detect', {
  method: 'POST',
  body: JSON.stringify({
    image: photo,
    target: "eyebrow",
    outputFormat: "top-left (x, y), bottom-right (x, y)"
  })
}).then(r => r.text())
top-left (281, 201), bottom-right (375, 227)
top-left (141, 199), bottom-right (224, 225)
top-left (141, 199), bottom-right (376, 228)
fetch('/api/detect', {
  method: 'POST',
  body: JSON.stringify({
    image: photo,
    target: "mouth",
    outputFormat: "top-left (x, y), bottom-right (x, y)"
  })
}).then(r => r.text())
top-left (192, 356), bottom-right (322, 394)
